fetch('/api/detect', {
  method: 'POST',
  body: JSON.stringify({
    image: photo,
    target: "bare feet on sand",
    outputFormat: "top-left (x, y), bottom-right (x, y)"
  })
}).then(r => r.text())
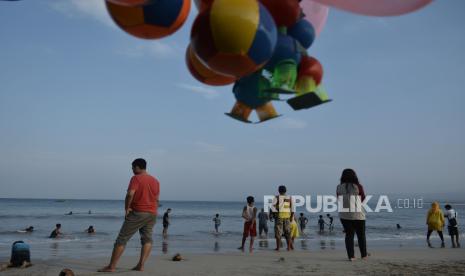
top-left (98, 266), bottom-right (115, 272)
top-left (132, 265), bottom-right (144, 271)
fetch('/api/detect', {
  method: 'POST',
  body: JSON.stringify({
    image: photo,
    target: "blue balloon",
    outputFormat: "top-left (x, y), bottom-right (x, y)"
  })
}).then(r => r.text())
top-left (264, 33), bottom-right (302, 72)
top-left (288, 19), bottom-right (315, 49)
top-left (233, 72), bottom-right (269, 109)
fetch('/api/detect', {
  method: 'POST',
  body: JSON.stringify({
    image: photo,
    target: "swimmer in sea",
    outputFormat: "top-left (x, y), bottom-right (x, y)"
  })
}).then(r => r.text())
top-left (49, 224), bottom-right (62, 238)
top-left (24, 226), bottom-right (34, 233)
top-left (86, 226), bottom-right (95, 234)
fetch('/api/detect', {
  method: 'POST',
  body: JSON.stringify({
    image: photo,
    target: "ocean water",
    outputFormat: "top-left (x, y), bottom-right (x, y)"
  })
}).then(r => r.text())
top-left (0, 198), bottom-right (463, 261)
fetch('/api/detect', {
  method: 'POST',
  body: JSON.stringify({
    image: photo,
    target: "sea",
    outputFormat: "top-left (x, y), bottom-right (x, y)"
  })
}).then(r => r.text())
top-left (0, 198), bottom-right (463, 261)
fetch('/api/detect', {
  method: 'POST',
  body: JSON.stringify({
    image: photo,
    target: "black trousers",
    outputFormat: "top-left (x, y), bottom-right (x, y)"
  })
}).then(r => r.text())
top-left (340, 219), bottom-right (367, 259)
top-left (427, 229), bottom-right (444, 241)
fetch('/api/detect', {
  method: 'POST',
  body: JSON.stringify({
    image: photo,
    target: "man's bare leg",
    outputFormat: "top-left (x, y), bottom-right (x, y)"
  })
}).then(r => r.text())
top-left (99, 245), bottom-right (125, 272)
top-left (132, 243), bottom-right (152, 271)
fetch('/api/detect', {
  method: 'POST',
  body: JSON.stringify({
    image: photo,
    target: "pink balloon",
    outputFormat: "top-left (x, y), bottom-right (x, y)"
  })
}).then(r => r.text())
top-left (300, 0), bottom-right (329, 36)
top-left (310, 0), bottom-right (432, 17)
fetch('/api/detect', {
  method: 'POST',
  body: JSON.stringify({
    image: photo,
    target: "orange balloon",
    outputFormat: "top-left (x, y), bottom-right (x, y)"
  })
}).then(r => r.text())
top-left (106, 0), bottom-right (191, 39)
top-left (186, 45), bottom-right (236, 86)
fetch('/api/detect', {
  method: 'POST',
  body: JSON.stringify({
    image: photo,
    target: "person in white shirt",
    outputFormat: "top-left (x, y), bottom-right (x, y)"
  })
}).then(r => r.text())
top-left (444, 204), bottom-right (460, 248)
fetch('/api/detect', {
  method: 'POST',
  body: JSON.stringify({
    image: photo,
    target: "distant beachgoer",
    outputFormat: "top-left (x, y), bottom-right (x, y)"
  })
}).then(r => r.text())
top-left (99, 158), bottom-right (160, 273)
top-left (88, 210), bottom-right (92, 215)
top-left (238, 196), bottom-right (257, 253)
top-left (24, 226), bottom-right (34, 233)
top-left (258, 208), bottom-right (269, 238)
top-left (290, 218), bottom-right (299, 247)
top-left (86, 226), bottom-right (95, 234)
top-left (298, 213), bottom-right (308, 234)
top-left (444, 204), bottom-right (460, 248)
top-left (327, 214), bottom-right (334, 232)
top-left (337, 168), bottom-right (367, 261)
top-left (213, 214), bottom-right (221, 233)
top-left (426, 202), bottom-right (445, 248)
top-left (163, 208), bottom-right (172, 238)
top-left (49, 224), bottom-right (62, 239)
top-left (397, 224), bottom-right (402, 230)
top-left (318, 215), bottom-right (325, 233)
top-left (273, 185), bottom-right (293, 251)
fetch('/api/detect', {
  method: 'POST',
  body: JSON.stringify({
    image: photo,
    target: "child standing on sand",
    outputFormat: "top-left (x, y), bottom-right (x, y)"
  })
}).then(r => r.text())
top-left (426, 202), bottom-right (445, 248)
top-left (239, 196), bottom-right (257, 253)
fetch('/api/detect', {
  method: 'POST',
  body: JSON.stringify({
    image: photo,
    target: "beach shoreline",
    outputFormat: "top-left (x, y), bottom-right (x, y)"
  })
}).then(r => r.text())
top-left (2, 247), bottom-right (464, 276)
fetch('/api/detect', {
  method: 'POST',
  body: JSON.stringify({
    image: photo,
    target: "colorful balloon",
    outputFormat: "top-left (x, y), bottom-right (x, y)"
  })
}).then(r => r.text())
top-left (106, 0), bottom-right (150, 6)
top-left (265, 34), bottom-right (302, 72)
top-left (186, 44), bottom-right (236, 86)
top-left (191, 0), bottom-right (277, 78)
top-left (259, 0), bottom-right (301, 27)
top-left (193, 0), bottom-right (214, 11)
top-left (298, 56), bottom-right (323, 85)
top-left (300, 0), bottom-right (329, 36)
top-left (288, 19), bottom-right (316, 49)
top-left (106, 0), bottom-right (191, 39)
top-left (311, 0), bottom-right (432, 16)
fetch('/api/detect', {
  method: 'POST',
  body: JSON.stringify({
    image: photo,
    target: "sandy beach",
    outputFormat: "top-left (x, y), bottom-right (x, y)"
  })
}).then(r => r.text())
top-left (2, 247), bottom-right (464, 276)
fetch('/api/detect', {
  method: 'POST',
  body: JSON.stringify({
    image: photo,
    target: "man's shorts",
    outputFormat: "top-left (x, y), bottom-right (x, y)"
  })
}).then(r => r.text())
top-left (274, 218), bottom-right (291, 239)
top-left (243, 221), bottom-right (257, 237)
top-left (448, 226), bottom-right (459, 236)
top-left (115, 211), bottom-right (157, 246)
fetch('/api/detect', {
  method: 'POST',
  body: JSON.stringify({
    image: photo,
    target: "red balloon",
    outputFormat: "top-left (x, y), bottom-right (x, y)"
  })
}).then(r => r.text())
top-left (106, 0), bottom-right (149, 6)
top-left (298, 56), bottom-right (323, 85)
top-left (186, 45), bottom-right (236, 86)
top-left (194, 0), bottom-right (214, 11)
top-left (259, 0), bottom-right (301, 27)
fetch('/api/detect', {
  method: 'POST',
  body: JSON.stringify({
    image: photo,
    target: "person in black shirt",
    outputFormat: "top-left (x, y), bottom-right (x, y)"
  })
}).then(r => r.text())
top-left (49, 224), bottom-right (62, 239)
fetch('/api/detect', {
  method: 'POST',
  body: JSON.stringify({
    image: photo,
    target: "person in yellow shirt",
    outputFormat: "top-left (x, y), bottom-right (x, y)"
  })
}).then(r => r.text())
top-left (426, 202), bottom-right (445, 248)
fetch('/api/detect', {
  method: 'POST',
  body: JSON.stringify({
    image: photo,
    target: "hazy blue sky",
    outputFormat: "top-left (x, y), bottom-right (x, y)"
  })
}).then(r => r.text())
top-left (0, 0), bottom-right (464, 201)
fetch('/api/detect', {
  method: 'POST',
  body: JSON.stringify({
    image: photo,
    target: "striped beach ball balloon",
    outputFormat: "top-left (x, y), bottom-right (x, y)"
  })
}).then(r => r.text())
top-left (186, 44), bottom-right (236, 86)
top-left (106, 0), bottom-right (191, 39)
top-left (190, 0), bottom-right (278, 78)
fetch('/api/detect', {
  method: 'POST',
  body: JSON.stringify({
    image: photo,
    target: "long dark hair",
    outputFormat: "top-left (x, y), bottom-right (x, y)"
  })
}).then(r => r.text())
top-left (340, 168), bottom-right (360, 185)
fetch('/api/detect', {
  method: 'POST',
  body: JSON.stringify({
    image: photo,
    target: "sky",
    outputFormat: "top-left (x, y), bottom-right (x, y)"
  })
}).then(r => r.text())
top-left (0, 0), bottom-right (464, 201)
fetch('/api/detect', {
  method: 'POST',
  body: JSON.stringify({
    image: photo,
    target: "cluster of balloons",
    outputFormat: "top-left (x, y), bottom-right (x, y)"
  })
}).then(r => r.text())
top-left (1, 0), bottom-right (433, 123)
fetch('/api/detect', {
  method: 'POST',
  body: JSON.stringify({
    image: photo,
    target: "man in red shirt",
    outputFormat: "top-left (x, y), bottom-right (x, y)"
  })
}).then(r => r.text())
top-left (99, 158), bottom-right (160, 272)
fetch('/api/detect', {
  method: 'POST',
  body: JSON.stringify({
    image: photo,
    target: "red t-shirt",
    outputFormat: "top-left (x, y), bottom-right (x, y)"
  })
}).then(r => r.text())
top-left (127, 174), bottom-right (160, 214)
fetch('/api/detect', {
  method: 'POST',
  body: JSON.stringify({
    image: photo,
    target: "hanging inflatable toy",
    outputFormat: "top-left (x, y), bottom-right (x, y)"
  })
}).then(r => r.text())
top-left (185, 44), bottom-right (236, 86)
top-left (288, 56), bottom-right (331, 110)
top-left (190, 0), bottom-right (278, 78)
top-left (106, 0), bottom-right (191, 39)
top-left (227, 71), bottom-right (280, 124)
